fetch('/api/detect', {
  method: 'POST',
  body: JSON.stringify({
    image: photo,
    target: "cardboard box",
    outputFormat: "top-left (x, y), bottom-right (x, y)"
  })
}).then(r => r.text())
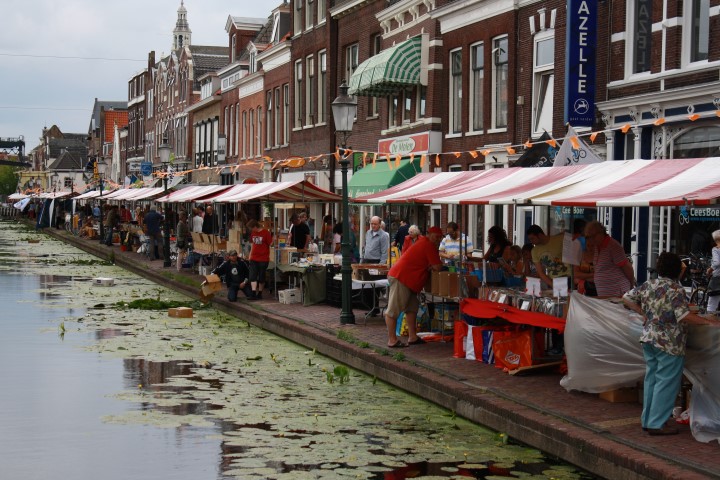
top-left (168, 307), bottom-right (193, 318)
top-left (279, 288), bottom-right (300, 304)
top-left (430, 270), bottom-right (441, 295)
top-left (447, 272), bottom-right (460, 298)
top-left (279, 247), bottom-right (297, 264)
top-left (438, 272), bottom-right (451, 297)
top-left (599, 387), bottom-right (638, 403)
top-left (93, 277), bottom-right (115, 287)
top-left (201, 273), bottom-right (223, 296)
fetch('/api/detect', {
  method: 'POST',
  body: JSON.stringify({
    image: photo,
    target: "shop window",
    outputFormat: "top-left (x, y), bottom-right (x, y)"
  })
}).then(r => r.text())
top-left (671, 126), bottom-right (720, 159)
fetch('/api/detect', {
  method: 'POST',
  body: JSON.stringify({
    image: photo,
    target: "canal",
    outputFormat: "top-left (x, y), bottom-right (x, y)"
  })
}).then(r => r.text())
top-left (0, 220), bottom-right (594, 479)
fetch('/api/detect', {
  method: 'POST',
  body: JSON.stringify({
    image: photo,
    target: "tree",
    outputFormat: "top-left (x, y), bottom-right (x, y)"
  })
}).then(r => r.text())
top-left (0, 165), bottom-right (20, 195)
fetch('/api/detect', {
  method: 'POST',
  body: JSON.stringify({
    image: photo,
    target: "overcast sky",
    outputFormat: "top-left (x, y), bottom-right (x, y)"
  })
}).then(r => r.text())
top-left (0, 0), bottom-right (274, 153)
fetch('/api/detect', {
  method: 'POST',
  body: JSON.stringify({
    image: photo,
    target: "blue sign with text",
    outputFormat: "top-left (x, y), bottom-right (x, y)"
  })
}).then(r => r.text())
top-left (140, 162), bottom-right (152, 176)
top-left (564, 0), bottom-right (598, 127)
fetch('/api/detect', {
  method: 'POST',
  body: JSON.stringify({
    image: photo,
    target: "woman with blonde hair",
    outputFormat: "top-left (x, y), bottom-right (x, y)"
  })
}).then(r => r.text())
top-left (402, 225), bottom-right (422, 254)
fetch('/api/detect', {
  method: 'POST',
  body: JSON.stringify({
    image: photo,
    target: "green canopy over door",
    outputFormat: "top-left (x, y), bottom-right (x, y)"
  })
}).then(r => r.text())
top-left (348, 160), bottom-right (418, 199)
top-left (348, 36), bottom-right (422, 97)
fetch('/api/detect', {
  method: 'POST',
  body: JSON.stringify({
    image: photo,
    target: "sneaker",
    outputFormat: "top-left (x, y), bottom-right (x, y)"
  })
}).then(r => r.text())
top-left (647, 425), bottom-right (679, 436)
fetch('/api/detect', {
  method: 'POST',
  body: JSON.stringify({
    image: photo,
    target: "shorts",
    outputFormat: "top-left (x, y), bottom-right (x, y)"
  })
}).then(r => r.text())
top-left (249, 260), bottom-right (269, 283)
top-left (385, 276), bottom-right (419, 319)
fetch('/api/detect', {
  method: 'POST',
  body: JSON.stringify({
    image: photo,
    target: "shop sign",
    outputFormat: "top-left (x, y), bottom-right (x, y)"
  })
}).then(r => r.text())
top-left (378, 132), bottom-right (440, 155)
top-left (564, 0), bottom-right (598, 127)
top-left (680, 206), bottom-right (720, 224)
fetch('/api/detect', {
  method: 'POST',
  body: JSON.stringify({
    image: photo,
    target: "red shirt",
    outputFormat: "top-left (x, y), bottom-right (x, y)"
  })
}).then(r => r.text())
top-left (249, 228), bottom-right (272, 262)
top-left (389, 235), bottom-right (441, 292)
top-left (402, 234), bottom-right (422, 254)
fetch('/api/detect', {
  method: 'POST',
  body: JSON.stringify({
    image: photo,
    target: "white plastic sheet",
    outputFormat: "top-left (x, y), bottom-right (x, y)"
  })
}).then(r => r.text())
top-left (561, 292), bottom-right (720, 443)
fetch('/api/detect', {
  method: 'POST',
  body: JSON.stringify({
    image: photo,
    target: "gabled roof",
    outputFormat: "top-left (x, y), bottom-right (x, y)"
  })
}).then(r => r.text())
top-left (225, 15), bottom-right (267, 33)
top-left (188, 45), bottom-right (229, 89)
top-left (47, 137), bottom-right (86, 159)
top-left (104, 111), bottom-right (129, 143)
top-left (47, 148), bottom-right (87, 171)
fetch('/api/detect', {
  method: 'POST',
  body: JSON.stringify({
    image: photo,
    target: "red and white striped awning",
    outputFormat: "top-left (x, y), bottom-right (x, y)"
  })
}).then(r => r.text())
top-left (208, 180), bottom-right (341, 203)
top-left (533, 158), bottom-right (720, 206)
top-left (352, 158), bottom-right (720, 207)
top-left (157, 185), bottom-right (232, 203)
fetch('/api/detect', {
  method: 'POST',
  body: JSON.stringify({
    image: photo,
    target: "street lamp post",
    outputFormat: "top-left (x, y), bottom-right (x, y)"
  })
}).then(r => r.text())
top-left (331, 81), bottom-right (358, 325)
top-left (96, 157), bottom-right (107, 244)
top-left (158, 140), bottom-right (172, 268)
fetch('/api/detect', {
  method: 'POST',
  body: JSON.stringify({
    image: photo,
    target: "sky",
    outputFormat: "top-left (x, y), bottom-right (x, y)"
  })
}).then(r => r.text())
top-left (0, 0), bottom-right (275, 153)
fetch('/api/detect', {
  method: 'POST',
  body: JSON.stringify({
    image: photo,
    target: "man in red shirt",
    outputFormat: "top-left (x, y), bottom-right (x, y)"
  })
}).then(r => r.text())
top-left (585, 220), bottom-right (636, 297)
top-left (384, 226), bottom-right (444, 347)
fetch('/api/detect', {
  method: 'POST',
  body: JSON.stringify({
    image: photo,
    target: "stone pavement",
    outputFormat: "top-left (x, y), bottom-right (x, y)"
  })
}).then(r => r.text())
top-left (44, 227), bottom-right (720, 480)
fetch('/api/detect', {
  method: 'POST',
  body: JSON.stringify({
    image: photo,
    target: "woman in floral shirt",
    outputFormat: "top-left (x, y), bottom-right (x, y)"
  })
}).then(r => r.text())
top-left (623, 252), bottom-right (720, 435)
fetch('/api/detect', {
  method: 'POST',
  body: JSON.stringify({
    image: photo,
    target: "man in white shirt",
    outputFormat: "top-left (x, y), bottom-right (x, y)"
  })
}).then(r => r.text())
top-left (191, 207), bottom-right (204, 233)
top-left (439, 222), bottom-right (474, 263)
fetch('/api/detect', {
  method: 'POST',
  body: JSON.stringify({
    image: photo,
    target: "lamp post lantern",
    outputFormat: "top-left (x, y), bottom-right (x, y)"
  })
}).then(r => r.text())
top-left (95, 157), bottom-right (107, 244)
top-left (158, 140), bottom-right (172, 268)
top-left (331, 81), bottom-right (358, 325)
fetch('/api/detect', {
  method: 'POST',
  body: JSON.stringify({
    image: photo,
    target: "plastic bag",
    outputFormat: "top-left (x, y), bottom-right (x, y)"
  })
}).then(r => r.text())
top-left (493, 329), bottom-right (534, 371)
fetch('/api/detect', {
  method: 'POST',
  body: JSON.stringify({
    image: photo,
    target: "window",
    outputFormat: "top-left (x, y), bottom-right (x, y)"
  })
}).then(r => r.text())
top-left (294, 0), bottom-right (303, 35)
top-left (274, 87), bottom-right (281, 146)
top-left (235, 103), bottom-right (239, 156)
top-left (250, 50), bottom-right (257, 73)
top-left (450, 49), bottom-right (462, 134)
top-left (532, 34), bottom-right (554, 135)
top-left (317, 0), bottom-right (326, 24)
top-left (370, 34), bottom-right (382, 117)
top-left (257, 107), bottom-right (262, 155)
top-left (283, 84), bottom-right (290, 143)
top-left (318, 50), bottom-right (327, 124)
top-left (345, 44), bottom-right (358, 84)
top-left (632, 0), bottom-right (652, 73)
top-left (305, 0), bottom-right (313, 30)
top-left (229, 105), bottom-right (234, 157)
top-left (470, 43), bottom-right (484, 132)
top-left (231, 35), bottom-right (236, 63)
top-left (266, 92), bottom-right (273, 149)
top-left (416, 86), bottom-right (426, 119)
top-left (402, 90), bottom-right (412, 124)
top-left (147, 90), bottom-right (153, 118)
top-left (242, 111), bottom-right (247, 158)
top-left (688, 0), bottom-right (709, 63)
top-left (249, 109), bottom-right (255, 158)
top-left (388, 94), bottom-right (398, 128)
top-left (294, 60), bottom-right (303, 128)
top-left (492, 36), bottom-right (508, 130)
top-left (306, 55), bottom-right (315, 125)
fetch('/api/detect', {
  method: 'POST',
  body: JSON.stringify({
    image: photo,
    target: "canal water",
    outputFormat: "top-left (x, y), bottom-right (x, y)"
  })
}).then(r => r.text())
top-left (0, 220), bottom-right (594, 479)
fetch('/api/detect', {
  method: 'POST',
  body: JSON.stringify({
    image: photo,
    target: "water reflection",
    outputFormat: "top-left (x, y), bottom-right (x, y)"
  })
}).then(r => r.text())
top-left (0, 222), bottom-right (594, 479)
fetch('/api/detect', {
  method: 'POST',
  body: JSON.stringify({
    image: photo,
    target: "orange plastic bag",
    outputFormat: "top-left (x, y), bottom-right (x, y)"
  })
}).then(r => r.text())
top-left (492, 329), bottom-right (534, 371)
top-left (453, 321), bottom-right (469, 358)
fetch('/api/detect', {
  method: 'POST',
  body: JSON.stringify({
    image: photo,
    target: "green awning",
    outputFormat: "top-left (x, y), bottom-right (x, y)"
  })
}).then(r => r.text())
top-left (348, 160), bottom-right (417, 199)
top-left (348, 36), bottom-right (422, 97)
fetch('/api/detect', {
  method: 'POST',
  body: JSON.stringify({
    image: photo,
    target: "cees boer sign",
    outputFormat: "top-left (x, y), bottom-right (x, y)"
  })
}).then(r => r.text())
top-left (564, 0), bottom-right (598, 127)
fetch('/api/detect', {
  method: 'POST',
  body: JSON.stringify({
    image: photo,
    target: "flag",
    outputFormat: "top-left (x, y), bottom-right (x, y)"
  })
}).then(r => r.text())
top-left (513, 132), bottom-right (555, 167)
top-left (552, 125), bottom-right (604, 167)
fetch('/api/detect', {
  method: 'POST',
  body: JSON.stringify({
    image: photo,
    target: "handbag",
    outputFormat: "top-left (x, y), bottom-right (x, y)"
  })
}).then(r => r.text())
top-left (708, 276), bottom-right (720, 292)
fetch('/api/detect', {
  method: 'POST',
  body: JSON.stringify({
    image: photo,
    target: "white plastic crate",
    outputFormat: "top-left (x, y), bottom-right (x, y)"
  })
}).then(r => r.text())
top-left (93, 277), bottom-right (115, 287)
top-left (278, 288), bottom-right (300, 304)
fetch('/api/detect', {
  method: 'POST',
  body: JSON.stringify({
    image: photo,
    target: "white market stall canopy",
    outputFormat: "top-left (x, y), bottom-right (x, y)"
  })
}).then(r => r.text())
top-left (353, 158), bottom-right (720, 207)
top-left (102, 187), bottom-right (166, 202)
top-left (208, 180), bottom-right (342, 204)
top-left (73, 189), bottom-right (116, 200)
top-left (37, 191), bottom-right (75, 199)
top-left (9, 193), bottom-right (28, 200)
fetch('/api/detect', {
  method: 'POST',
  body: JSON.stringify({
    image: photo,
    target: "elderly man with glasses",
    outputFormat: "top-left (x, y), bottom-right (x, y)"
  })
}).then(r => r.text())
top-left (362, 216), bottom-right (389, 264)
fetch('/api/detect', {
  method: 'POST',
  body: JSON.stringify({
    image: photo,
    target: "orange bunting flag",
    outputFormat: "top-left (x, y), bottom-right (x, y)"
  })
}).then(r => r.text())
top-left (621, 124), bottom-right (632, 133)
top-left (716, 111), bottom-right (720, 117)
top-left (334, 150), bottom-right (340, 162)
top-left (590, 131), bottom-right (599, 143)
top-left (435, 154), bottom-right (440, 167)
top-left (546, 139), bottom-right (557, 148)
top-left (420, 154), bottom-right (426, 168)
top-left (454, 152), bottom-right (462, 158)
top-left (362, 152), bottom-right (367, 167)
top-left (505, 146), bottom-right (516, 155)
top-left (469, 150), bottom-right (479, 158)
top-left (409, 153), bottom-right (415, 164)
top-left (481, 149), bottom-right (491, 157)
top-left (372, 153), bottom-right (377, 167)
top-left (524, 139), bottom-right (533, 148)
top-left (688, 113), bottom-right (700, 121)
top-left (387, 156), bottom-right (394, 170)
top-left (395, 154), bottom-right (401, 168)
top-left (570, 136), bottom-right (580, 150)
top-left (653, 118), bottom-right (666, 126)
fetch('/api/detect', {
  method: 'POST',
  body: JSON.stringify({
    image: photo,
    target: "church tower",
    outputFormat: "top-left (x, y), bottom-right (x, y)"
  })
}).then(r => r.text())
top-left (173, 0), bottom-right (192, 51)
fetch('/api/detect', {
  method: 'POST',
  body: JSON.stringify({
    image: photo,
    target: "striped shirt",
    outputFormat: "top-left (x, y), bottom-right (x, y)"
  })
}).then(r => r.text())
top-left (593, 235), bottom-right (632, 297)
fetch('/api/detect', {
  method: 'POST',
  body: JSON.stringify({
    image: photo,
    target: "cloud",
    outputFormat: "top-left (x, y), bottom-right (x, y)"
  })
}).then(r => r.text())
top-left (0, 0), bottom-right (271, 151)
